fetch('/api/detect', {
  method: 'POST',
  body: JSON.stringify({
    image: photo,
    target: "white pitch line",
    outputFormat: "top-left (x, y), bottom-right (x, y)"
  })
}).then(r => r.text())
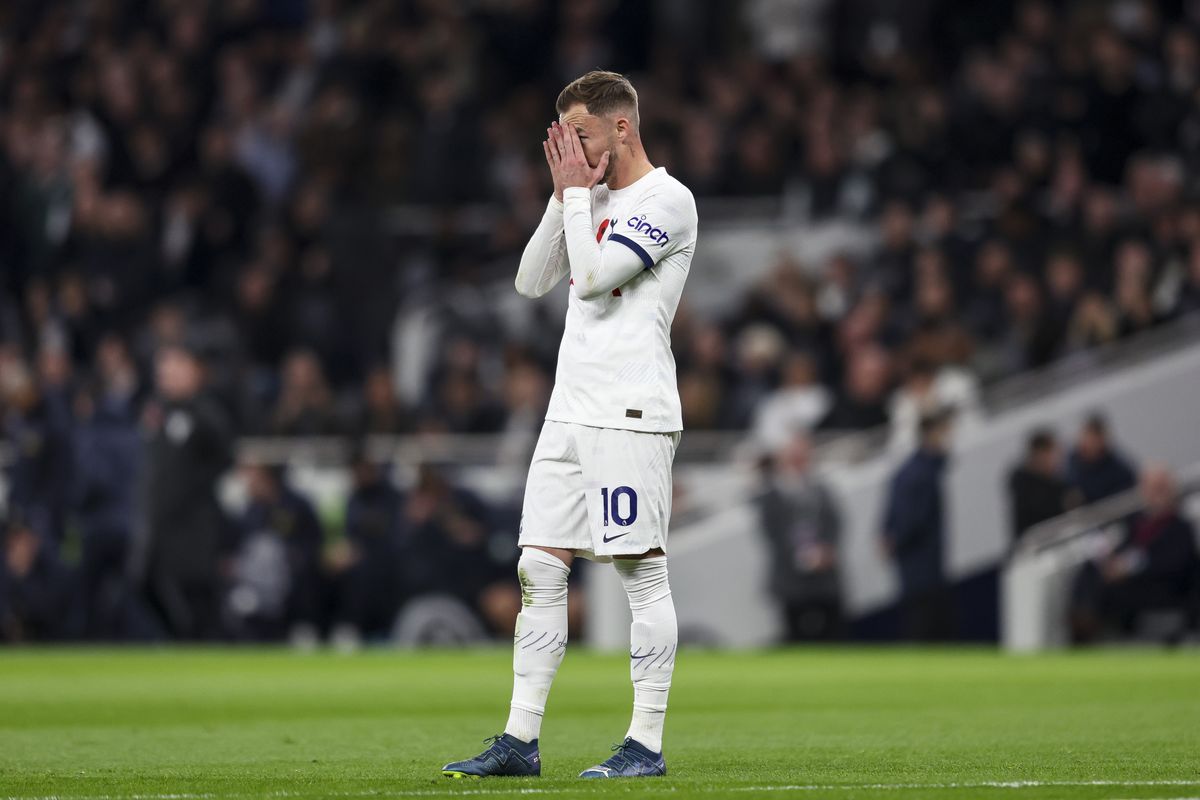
top-left (729, 780), bottom-right (1200, 792)
top-left (7, 779), bottom-right (1200, 800)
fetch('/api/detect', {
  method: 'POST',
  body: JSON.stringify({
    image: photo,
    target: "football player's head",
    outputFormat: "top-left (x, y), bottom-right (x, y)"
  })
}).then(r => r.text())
top-left (556, 70), bottom-right (639, 184)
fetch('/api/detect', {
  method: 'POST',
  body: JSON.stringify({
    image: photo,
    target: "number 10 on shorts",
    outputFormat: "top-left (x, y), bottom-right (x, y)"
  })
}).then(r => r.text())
top-left (600, 486), bottom-right (639, 527)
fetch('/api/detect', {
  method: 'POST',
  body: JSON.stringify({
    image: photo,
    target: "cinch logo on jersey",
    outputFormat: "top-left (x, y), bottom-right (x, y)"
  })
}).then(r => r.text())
top-left (626, 215), bottom-right (670, 247)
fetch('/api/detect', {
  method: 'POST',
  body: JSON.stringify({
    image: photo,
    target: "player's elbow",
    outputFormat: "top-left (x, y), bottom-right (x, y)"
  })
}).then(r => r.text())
top-left (514, 274), bottom-right (544, 299)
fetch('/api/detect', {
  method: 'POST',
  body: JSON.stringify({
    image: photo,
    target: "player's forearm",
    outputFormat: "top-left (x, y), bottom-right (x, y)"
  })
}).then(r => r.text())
top-left (515, 196), bottom-right (568, 298)
top-left (562, 188), bottom-right (644, 300)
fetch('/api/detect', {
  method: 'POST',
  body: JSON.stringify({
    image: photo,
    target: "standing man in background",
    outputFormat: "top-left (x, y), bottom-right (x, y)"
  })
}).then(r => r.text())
top-left (73, 334), bottom-right (143, 639)
top-left (135, 343), bottom-right (232, 640)
top-left (759, 433), bottom-right (842, 641)
top-left (882, 408), bottom-right (955, 640)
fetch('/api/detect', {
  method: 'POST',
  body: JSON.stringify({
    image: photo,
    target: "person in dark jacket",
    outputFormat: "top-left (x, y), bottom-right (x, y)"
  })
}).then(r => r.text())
top-left (2, 349), bottom-right (75, 543)
top-left (1071, 465), bottom-right (1200, 642)
top-left (1067, 413), bottom-right (1137, 504)
top-left (135, 344), bottom-right (233, 640)
top-left (818, 345), bottom-right (892, 432)
top-left (332, 450), bottom-right (404, 641)
top-left (234, 464), bottom-right (325, 641)
top-left (72, 334), bottom-right (143, 639)
top-left (758, 433), bottom-right (842, 641)
top-left (1007, 429), bottom-right (1076, 545)
top-left (0, 516), bottom-right (75, 642)
top-left (401, 464), bottom-right (515, 635)
top-left (882, 407), bottom-right (955, 640)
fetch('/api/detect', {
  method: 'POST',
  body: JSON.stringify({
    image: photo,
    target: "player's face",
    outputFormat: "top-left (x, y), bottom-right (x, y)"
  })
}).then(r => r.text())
top-left (560, 104), bottom-right (615, 182)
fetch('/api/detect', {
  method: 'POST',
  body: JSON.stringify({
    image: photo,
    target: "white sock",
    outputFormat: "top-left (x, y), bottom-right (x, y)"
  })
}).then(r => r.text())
top-left (614, 556), bottom-right (676, 754)
top-left (504, 548), bottom-right (570, 743)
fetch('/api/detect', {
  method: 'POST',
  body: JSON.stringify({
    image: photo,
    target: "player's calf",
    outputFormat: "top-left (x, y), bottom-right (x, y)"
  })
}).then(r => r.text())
top-left (615, 555), bottom-right (676, 753)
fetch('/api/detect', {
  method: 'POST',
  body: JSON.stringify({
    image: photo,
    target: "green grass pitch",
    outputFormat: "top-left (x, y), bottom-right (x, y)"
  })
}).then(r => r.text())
top-left (1, 647), bottom-right (1198, 799)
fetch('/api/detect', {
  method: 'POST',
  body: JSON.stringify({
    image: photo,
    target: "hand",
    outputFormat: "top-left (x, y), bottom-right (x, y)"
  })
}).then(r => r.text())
top-left (544, 121), bottom-right (609, 200)
top-left (543, 125), bottom-right (567, 202)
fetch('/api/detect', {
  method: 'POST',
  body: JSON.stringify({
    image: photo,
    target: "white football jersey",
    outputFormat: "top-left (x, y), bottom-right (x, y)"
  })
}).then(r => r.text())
top-left (518, 167), bottom-right (698, 433)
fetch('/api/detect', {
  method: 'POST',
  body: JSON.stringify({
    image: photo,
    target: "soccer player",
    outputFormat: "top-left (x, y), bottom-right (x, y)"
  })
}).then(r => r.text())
top-left (441, 70), bottom-right (698, 780)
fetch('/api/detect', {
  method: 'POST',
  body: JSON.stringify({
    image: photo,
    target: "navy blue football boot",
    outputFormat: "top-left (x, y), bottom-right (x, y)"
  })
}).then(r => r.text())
top-left (441, 734), bottom-right (541, 779)
top-left (578, 737), bottom-right (666, 778)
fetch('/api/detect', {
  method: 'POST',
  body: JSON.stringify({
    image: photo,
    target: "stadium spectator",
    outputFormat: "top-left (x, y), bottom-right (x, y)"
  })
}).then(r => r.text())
top-left (1007, 429), bottom-right (1076, 545)
top-left (1070, 466), bottom-right (1200, 643)
top-left (400, 464), bottom-right (517, 636)
top-left (758, 433), bottom-right (842, 641)
top-left (496, 355), bottom-right (551, 467)
top-left (1, 345), bottom-right (74, 543)
top-left (72, 334), bottom-right (142, 639)
top-left (135, 344), bottom-right (233, 640)
top-left (725, 324), bottom-right (788, 430)
top-left (235, 464), bottom-right (325, 643)
top-left (0, 515), bottom-right (75, 642)
top-left (996, 273), bottom-right (1061, 375)
top-left (751, 352), bottom-right (831, 452)
top-left (1172, 243), bottom-right (1200, 318)
top-left (268, 349), bottom-right (340, 436)
top-left (355, 365), bottom-right (412, 437)
top-left (421, 338), bottom-right (507, 435)
top-left (882, 408), bottom-right (955, 641)
top-left (331, 450), bottom-right (404, 643)
top-left (887, 355), bottom-right (980, 451)
top-left (819, 344), bottom-right (892, 432)
top-left (1067, 414), bottom-right (1138, 504)
top-left (675, 323), bottom-right (736, 430)
top-left (1063, 293), bottom-right (1120, 357)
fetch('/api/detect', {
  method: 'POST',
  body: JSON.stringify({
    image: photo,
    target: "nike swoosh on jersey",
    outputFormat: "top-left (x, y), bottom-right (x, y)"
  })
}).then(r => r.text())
top-left (602, 532), bottom-right (630, 543)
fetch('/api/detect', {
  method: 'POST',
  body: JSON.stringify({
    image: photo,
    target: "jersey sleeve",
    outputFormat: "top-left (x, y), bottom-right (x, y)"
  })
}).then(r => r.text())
top-left (561, 183), bottom-right (696, 301)
top-left (514, 195), bottom-right (569, 298)
top-left (606, 187), bottom-right (696, 270)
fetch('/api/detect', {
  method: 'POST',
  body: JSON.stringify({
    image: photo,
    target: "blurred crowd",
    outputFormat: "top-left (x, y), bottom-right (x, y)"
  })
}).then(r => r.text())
top-left (5, 0), bottom-right (1200, 448)
top-left (1, 340), bottom-right (560, 644)
top-left (5, 0), bottom-right (1200, 641)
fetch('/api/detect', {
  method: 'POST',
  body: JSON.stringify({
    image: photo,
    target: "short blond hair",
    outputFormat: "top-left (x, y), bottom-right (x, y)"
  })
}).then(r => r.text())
top-left (556, 70), bottom-right (639, 128)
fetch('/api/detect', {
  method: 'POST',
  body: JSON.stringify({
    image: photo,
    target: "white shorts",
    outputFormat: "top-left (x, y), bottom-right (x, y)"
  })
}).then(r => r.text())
top-left (518, 420), bottom-right (681, 562)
